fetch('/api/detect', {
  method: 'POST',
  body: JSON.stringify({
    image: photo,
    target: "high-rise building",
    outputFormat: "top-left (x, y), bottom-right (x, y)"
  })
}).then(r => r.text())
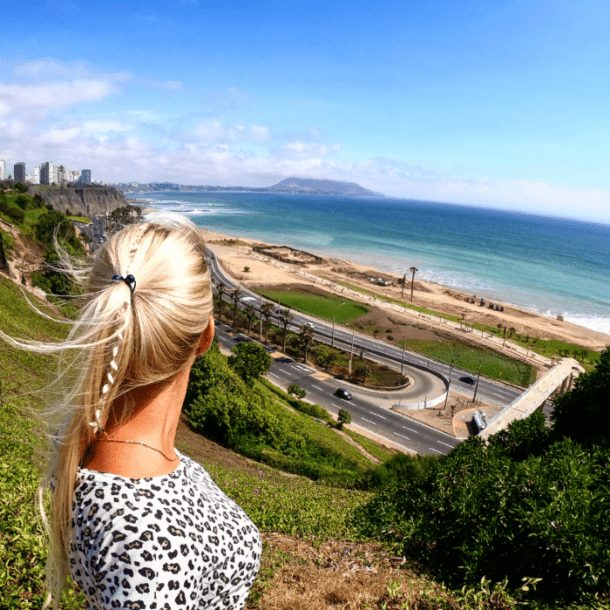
top-left (40, 162), bottom-right (55, 185)
top-left (32, 167), bottom-right (40, 185)
top-left (57, 165), bottom-right (68, 186)
top-left (0, 159), bottom-right (6, 181)
top-left (80, 169), bottom-right (92, 185)
top-left (71, 170), bottom-right (80, 183)
top-left (14, 162), bottom-right (26, 183)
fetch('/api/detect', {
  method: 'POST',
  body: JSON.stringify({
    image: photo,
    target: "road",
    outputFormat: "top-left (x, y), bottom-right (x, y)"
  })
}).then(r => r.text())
top-left (215, 321), bottom-right (460, 456)
top-left (207, 248), bottom-right (524, 408)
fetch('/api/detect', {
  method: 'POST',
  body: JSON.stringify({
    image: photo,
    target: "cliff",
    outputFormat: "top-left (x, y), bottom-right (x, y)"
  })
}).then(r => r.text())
top-left (28, 186), bottom-right (129, 217)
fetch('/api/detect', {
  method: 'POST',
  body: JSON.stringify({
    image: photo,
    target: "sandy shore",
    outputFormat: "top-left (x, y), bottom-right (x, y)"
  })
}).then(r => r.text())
top-left (200, 229), bottom-right (610, 353)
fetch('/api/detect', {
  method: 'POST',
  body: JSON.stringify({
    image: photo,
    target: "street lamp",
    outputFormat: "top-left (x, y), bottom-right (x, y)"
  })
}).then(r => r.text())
top-left (409, 266), bottom-right (418, 303)
top-left (331, 302), bottom-right (346, 348)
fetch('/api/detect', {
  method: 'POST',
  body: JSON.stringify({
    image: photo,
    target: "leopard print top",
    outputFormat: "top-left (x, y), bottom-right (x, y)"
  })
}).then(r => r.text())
top-left (69, 450), bottom-right (261, 609)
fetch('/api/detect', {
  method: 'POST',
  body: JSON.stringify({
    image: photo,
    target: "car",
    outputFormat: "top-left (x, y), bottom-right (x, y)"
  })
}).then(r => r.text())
top-left (303, 322), bottom-right (315, 329)
top-left (460, 376), bottom-right (476, 385)
top-left (233, 336), bottom-right (252, 344)
top-left (263, 346), bottom-right (276, 353)
top-left (335, 388), bottom-right (352, 400)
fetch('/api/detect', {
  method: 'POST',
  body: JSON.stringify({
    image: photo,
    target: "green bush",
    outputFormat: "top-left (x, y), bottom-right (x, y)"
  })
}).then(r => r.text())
top-left (7, 207), bottom-right (25, 223)
top-left (352, 411), bottom-right (610, 604)
top-left (185, 346), bottom-right (370, 484)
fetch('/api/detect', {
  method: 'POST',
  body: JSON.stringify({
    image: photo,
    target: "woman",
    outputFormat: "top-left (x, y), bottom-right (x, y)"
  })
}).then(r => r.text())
top-left (10, 214), bottom-right (261, 609)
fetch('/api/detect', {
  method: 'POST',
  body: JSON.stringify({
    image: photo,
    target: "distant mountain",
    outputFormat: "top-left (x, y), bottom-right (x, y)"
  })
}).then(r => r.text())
top-left (268, 177), bottom-right (384, 197)
top-left (115, 177), bottom-right (385, 197)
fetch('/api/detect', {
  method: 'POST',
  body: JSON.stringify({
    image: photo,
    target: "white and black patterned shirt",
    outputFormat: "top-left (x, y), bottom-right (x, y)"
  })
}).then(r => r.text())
top-left (69, 450), bottom-right (261, 609)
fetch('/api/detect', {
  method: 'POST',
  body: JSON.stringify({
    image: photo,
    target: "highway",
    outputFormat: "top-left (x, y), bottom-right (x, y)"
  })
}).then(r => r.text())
top-left (206, 247), bottom-right (526, 455)
top-left (215, 321), bottom-right (460, 456)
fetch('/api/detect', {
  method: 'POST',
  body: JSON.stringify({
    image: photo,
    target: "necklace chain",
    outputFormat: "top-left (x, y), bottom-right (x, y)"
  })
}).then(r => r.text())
top-left (98, 438), bottom-right (179, 461)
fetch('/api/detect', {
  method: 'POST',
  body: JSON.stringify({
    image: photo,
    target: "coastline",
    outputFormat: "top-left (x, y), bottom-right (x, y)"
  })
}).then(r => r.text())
top-left (200, 227), bottom-right (610, 353)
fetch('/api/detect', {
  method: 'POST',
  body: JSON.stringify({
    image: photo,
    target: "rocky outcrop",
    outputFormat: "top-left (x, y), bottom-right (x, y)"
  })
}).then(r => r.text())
top-left (28, 186), bottom-right (129, 217)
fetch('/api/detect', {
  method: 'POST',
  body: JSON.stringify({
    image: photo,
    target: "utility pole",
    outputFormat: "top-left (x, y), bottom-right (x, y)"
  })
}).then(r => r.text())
top-left (259, 296), bottom-right (263, 341)
top-left (472, 358), bottom-right (483, 403)
top-left (401, 342), bottom-right (405, 375)
top-left (401, 270), bottom-right (407, 299)
top-left (443, 358), bottom-right (454, 411)
top-left (348, 329), bottom-right (355, 377)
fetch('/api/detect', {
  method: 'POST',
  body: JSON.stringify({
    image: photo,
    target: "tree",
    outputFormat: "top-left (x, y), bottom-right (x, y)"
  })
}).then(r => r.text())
top-left (277, 308), bottom-right (293, 353)
top-left (338, 408), bottom-right (351, 429)
top-left (231, 288), bottom-right (242, 328)
top-left (243, 303), bottom-right (256, 335)
top-left (227, 341), bottom-right (272, 386)
top-left (260, 302), bottom-right (274, 344)
top-left (12, 182), bottom-right (28, 193)
top-left (298, 325), bottom-right (314, 362)
top-left (15, 194), bottom-right (31, 209)
top-left (6, 207), bottom-right (24, 223)
top-left (287, 383), bottom-right (306, 399)
top-left (216, 282), bottom-right (227, 322)
top-left (409, 266), bottom-right (418, 303)
top-left (34, 210), bottom-right (73, 244)
top-left (552, 348), bottom-right (610, 446)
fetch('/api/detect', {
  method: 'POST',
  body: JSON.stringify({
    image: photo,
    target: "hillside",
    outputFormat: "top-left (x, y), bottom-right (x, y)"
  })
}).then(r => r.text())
top-left (1, 200), bottom-right (608, 609)
top-left (268, 177), bottom-right (384, 197)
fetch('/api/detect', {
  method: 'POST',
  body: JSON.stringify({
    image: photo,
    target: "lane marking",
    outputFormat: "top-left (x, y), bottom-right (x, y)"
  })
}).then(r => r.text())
top-left (428, 447), bottom-right (443, 454)
top-left (295, 365), bottom-right (313, 372)
top-left (361, 417), bottom-right (376, 425)
top-left (371, 412), bottom-right (387, 419)
top-left (331, 403), bottom-right (343, 409)
top-left (312, 385), bottom-right (324, 391)
top-left (394, 432), bottom-right (410, 440)
top-left (437, 441), bottom-right (455, 448)
top-left (402, 426), bottom-right (417, 433)
top-left (268, 372), bottom-right (280, 379)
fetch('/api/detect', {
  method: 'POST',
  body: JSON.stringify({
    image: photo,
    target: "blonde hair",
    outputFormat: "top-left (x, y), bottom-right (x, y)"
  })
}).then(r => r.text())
top-left (2, 212), bottom-right (213, 608)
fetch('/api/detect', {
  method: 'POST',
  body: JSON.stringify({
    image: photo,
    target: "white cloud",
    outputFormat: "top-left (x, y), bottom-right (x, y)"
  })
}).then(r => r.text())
top-left (0, 80), bottom-right (119, 118)
top-left (82, 121), bottom-right (131, 132)
top-left (39, 126), bottom-right (81, 144)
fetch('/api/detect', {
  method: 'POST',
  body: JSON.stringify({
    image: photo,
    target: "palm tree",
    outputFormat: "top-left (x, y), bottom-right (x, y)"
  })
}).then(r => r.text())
top-left (277, 308), bottom-right (293, 353)
top-left (260, 302), bottom-right (274, 344)
top-left (409, 266), bottom-right (418, 303)
top-left (244, 303), bottom-right (256, 335)
top-left (298, 325), bottom-right (314, 363)
top-left (231, 288), bottom-right (242, 328)
top-left (216, 282), bottom-right (227, 322)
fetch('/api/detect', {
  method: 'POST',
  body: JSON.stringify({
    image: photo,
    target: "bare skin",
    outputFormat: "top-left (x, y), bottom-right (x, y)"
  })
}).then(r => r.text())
top-left (81, 318), bottom-right (215, 478)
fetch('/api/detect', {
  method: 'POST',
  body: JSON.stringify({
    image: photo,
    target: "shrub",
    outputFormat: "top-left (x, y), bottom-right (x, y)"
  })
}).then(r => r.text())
top-left (6, 207), bottom-right (25, 223)
top-left (352, 411), bottom-right (610, 604)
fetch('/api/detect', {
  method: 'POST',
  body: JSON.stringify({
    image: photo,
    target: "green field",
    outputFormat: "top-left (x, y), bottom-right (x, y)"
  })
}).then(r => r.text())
top-left (400, 338), bottom-right (537, 386)
top-left (255, 288), bottom-right (369, 323)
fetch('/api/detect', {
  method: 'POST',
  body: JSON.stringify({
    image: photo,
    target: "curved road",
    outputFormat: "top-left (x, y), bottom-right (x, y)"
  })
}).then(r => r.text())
top-left (206, 248), bottom-right (525, 455)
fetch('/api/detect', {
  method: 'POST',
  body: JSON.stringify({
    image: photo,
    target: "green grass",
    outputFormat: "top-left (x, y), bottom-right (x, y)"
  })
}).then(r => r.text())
top-left (335, 280), bottom-right (463, 323)
top-left (400, 338), bottom-right (537, 386)
top-left (253, 381), bottom-right (378, 477)
top-left (68, 216), bottom-right (91, 224)
top-left (342, 429), bottom-right (396, 462)
top-left (0, 276), bottom-right (68, 411)
top-left (337, 280), bottom-right (605, 370)
top-left (255, 288), bottom-right (369, 324)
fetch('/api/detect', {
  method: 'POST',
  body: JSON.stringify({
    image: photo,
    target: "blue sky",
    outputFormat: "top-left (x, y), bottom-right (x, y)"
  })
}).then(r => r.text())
top-left (1, 0), bottom-right (609, 221)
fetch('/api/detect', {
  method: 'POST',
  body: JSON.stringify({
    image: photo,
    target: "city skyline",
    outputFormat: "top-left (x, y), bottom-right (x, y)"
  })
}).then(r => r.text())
top-left (1, 1), bottom-right (609, 222)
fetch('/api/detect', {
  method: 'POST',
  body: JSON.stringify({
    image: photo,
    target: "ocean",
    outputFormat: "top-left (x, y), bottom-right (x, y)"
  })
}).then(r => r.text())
top-left (132, 191), bottom-right (610, 337)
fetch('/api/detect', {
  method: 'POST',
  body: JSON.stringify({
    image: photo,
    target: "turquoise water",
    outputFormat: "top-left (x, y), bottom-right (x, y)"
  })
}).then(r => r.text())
top-left (134, 192), bottom-right (610, 336)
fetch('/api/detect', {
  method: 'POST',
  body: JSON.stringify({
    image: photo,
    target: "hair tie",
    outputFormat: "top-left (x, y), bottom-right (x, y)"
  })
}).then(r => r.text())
top-left (112, 274), bottom-right (136, 295)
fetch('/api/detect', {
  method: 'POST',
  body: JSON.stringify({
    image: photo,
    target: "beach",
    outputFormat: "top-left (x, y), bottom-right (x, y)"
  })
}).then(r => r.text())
top-left (201, 228), bottom-right (610, 354)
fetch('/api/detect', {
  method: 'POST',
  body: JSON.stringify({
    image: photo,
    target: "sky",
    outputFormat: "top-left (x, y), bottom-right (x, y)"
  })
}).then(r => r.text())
top-left (1, 0), bottom-right (610, 222)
